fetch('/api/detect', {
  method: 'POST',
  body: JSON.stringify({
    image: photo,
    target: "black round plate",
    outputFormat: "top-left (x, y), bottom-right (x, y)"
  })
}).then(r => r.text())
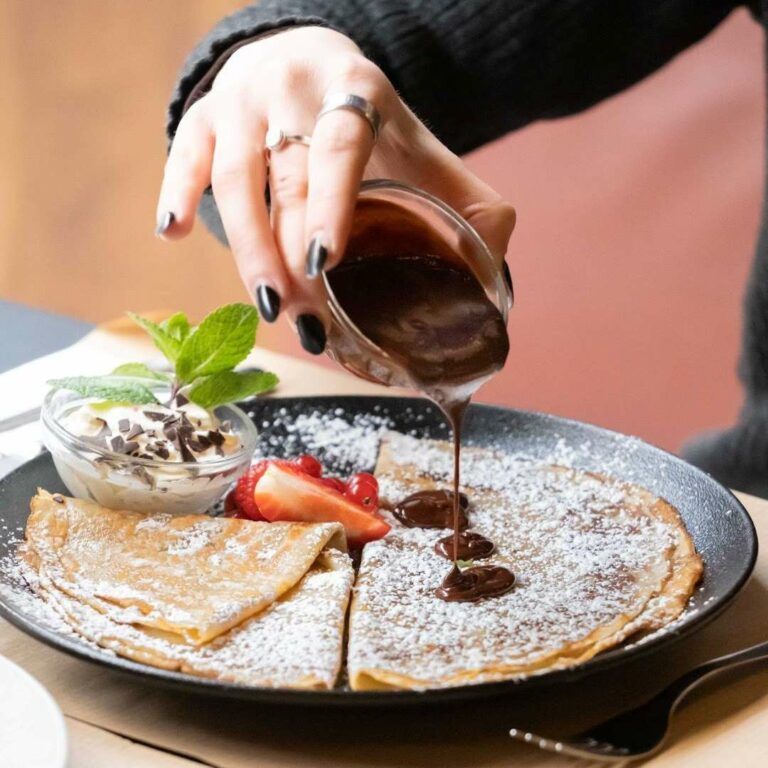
top-left (0, 396), bottom-right (757, 705)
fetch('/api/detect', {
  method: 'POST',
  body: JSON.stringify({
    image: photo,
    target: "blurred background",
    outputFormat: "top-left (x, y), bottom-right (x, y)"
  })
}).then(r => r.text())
top-left (0, 3), bottom-right (763, 452)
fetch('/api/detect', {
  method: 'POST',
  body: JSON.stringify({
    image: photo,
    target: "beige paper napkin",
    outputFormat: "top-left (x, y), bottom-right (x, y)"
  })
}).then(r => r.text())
top-left (66, 719), bottom-right (204, 768)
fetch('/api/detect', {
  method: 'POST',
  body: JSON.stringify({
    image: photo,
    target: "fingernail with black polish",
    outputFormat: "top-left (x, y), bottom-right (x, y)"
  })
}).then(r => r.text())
top-left (255, 285), bottom-right (281, 323)
top-left (306, 236), bottom-right (328, 278)
top-left (155, 211), bottom-right (175, 237)
top-left (296, 314), bottom-right (326, 355)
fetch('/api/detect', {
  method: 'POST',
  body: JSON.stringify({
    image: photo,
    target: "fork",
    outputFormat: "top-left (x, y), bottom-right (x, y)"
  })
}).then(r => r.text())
top-left (510, 640), bottom-right (768, 762)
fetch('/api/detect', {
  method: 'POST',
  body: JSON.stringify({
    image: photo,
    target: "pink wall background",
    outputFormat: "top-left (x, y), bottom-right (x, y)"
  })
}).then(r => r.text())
top-left (472, 9), bottom-right (764, 451)
top-left (272, 9), bottom-right (764, 452)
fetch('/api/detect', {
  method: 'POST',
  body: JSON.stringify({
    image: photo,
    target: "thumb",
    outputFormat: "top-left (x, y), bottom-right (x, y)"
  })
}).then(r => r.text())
top-left (461, 198), bottom-right (516, 264)
top-left (407, 140), bottom-right (516, 263)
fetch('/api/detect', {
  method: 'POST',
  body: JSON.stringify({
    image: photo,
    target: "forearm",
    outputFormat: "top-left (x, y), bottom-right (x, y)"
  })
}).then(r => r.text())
top-left (168, 0), bottom-right (745, 156)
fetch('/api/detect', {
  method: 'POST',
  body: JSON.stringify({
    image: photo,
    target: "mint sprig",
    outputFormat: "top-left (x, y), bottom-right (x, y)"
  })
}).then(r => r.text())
top-left (46, 376), bottom-right (159, 405)
top-left (48, 303), bottom-right (279, 410)
top-left (176, 304), bottom-right (258, 381)
top-left (111, 363), bottom-right (172, 382)
top-left (189, 370), bottom-right (279, 410)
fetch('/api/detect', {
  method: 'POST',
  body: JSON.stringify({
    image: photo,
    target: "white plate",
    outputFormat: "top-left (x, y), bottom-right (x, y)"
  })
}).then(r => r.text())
top-left (0, 654), bottom-right (67, 768)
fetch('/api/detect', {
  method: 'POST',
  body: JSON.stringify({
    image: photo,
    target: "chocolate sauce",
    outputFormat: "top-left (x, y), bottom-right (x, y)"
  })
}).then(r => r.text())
top-left (435, 531), bottom-right (495, 561)
top-left (393, 489), bottom-right (469, 529)
top-left (327, 247), bottom-right (514, 601)
top-left (434, 564), bottom-right (516, 602)
top-left (327, 255), bottom-right (509, 396)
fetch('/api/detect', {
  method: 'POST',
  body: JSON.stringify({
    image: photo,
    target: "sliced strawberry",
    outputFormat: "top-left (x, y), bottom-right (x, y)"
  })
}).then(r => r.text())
top-left (232, 460), bottom-right (270, 521)
top-left (254, 462), bottom-right (390, 547)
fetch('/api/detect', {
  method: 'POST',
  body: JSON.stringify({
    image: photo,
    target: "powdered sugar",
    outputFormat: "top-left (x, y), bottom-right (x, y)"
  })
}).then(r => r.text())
top-left (254, 408), bottom-right (391, 474)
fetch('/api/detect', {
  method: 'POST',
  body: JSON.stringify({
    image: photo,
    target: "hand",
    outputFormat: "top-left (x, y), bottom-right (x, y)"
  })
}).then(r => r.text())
top-left (156, 27), bottom-right (516, 354)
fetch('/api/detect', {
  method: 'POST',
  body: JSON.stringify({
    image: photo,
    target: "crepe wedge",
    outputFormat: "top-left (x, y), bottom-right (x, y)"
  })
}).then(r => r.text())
top-left (24, 490), bottom-right (346, 645)
top-left (347, 431), bottom-right (702, 691)
top-left (27, 547), bottom-right (353, 689)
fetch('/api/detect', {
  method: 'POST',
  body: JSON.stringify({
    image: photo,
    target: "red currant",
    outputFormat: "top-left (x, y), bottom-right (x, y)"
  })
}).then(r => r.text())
top-left (346, 472), bottom-right (379, 511)
top-left (294, 454), bottom-right (323, 478)
top-left (319, 476), bottom-right (347, 494)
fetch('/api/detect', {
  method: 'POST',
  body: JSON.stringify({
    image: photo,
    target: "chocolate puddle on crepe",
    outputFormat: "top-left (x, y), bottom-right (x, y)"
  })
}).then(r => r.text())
top-left (21, 491), bottom-right (354, 687)
top-left (347, 432), bottom-right (702, 690)
top-left (327, 253), bottom-right (512, 599)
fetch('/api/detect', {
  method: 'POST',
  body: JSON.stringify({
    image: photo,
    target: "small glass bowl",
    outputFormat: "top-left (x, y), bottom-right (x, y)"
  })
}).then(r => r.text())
top-left (321, 179), bottom-right (512, 390)
top-left (40, 388), bottom-right (258, 515)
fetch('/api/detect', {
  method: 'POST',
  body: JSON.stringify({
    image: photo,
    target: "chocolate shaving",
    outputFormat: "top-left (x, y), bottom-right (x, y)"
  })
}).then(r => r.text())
top-left (175, 393), bottom-right (189, 406)
top-left (187, 440), bottom-right (203, 452)
top-left (123, 441), bottom-right (139, 454)
top-left (138, 453), bottom-right (153, 460)
top-left (118, 419), bottom-right (130, 434)
top-left (163, 425), bottom-right (178, 442)
top-left (143, 411), bottom-right (167, 422)
top-left (155, 446), bottom-right (170, 460)
top-left (207, 430), bottom-right (224, 447)
top-left (110, 435), bottom-right (125, 452)
top-left (94, 419), bottom-right (112, 439)
top-left (195, 434), bottom-right (211, 450)
top-left (125, 424), bottom-right (144, 441)
top-left (178, 436), bottom-right (196, 463)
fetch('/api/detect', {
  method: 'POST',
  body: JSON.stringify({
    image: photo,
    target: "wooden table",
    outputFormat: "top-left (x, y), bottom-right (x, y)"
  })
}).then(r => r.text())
top-left (1, 325), bottom-right (767, 767)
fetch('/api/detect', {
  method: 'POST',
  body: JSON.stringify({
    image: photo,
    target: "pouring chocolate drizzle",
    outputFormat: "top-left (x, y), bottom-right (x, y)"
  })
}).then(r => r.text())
top-left (327, 251), bottom-right (515, 602)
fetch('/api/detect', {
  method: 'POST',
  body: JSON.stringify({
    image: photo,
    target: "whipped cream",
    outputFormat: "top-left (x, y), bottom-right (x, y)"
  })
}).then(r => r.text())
top-left (61, 397), bottom-right (241, 463)
top-left (45, 395), bottom-right (254, 515)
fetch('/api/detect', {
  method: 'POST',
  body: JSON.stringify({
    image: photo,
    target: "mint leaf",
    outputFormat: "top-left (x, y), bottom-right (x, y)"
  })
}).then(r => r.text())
top-left (160, 312), bottom-right (191, 344)
top-left (111, 363), bottom-right (171, 382)
top-left (175, 304), bottom-right (258, 383)
top-left (48, 376), bottom-right (159, 404)
top-left (188, 370), bottom-right (278, 410)
top-left (127, 312), bottom-right (182, 364)
top-left (456, 559), bottom-right (475, 569)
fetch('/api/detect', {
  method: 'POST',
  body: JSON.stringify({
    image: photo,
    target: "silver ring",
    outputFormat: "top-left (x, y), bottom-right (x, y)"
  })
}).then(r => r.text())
top-left (265, 127), bottom-right (312, 151)
top-left (316, 92), bottom-right (381, 141)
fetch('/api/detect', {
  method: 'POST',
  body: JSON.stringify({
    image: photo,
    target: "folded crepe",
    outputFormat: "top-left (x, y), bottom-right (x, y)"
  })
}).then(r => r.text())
top-left (347, 431), bottom-right (702, 691)
top-left (25, 490), bottom-right (346, 645)
top-left (29, 547), bottom-right (354, 689)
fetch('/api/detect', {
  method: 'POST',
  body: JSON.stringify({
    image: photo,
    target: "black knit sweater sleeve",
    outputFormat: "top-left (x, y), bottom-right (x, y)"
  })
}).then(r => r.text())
top-left (168, 0), bottom-right (747, 156)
